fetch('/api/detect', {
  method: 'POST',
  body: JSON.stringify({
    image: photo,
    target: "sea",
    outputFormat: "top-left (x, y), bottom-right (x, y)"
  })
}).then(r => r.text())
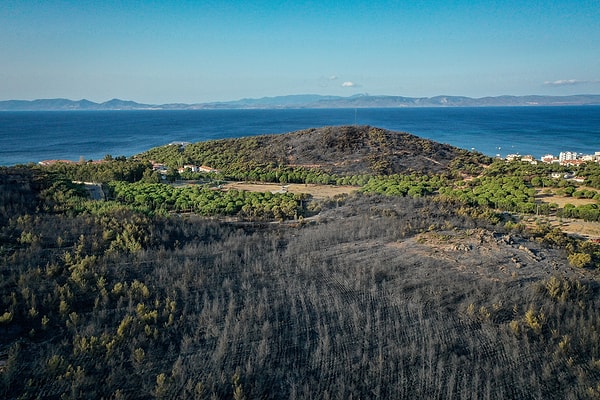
top-left (1, 106), bottom-right (599, 166)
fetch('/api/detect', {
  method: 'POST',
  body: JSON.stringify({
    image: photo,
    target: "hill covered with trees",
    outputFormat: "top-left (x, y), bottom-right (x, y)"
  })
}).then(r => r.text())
top-left (139, 125), bottom-right (488, 177)
top-left (2, 126), bottom-right (600, 398)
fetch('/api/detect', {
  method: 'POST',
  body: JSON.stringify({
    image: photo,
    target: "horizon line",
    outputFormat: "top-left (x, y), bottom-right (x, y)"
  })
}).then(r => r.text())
top-left (2, 93), bottom-right (600, 105)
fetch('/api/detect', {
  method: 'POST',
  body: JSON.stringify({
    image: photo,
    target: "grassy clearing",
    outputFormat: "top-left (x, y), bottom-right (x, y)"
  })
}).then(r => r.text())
top-left (224, 182), bottom-right (359, 199)
top-left (557, 218), bottom-right (600, 238)
top-left (532, 189), bottom-right (600, 238)
top-left (535, 192), bottom-right (597, 208)
top-left (522, 215), bottom-right (600, 239)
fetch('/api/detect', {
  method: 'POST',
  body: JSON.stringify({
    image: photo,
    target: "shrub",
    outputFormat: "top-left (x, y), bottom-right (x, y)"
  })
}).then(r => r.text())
top-left (568, 252), bottom-right (592, 268)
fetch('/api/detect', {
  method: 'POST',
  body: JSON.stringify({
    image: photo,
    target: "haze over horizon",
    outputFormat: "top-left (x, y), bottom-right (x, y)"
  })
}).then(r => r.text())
top-left (2, 0), bottom-right (599, 104)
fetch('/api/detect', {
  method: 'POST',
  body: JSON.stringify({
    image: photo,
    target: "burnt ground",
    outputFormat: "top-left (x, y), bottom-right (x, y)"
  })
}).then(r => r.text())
top-left (3, 190), bottom-right (600, 399)
top-left (393, 228), bottom-right (571, 283)
top-left (256, 125), bottom-right (470, 175)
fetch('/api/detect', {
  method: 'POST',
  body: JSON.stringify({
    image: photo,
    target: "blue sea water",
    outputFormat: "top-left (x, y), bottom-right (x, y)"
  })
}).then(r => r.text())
top-left (0, 106), bottom-right (599, 166)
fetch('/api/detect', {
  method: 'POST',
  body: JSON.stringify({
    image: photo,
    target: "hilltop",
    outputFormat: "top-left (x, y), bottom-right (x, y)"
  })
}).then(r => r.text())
top-left (235, 125), bottom-right (468, 175)
top-left (140, 125), bottom-right (488, 176)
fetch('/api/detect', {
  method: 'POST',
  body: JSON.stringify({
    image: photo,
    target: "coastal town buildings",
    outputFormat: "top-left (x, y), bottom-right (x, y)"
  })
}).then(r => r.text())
top-left (199, 165), bottom-right (219, 173)
top-left (559, 151), bottom-right (578, 163)
top-left (541, 154), bottom-right (558, 163)
top-left (505, 150), bottom-right (600, 166)
top-left (179, 164), bottom-right (199, 173)
top-left (38, 159), bottom-right (76, 166)
top-left (177, 165), bottom-right (220, 174)
top-left (582, 154), bottom-right (595, 162)
top-left (520, 155), bottom-right (537, 164)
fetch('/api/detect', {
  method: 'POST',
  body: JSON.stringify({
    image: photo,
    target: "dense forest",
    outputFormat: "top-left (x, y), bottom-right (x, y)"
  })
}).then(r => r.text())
top-left (2, 126), bottom-right (600, 399)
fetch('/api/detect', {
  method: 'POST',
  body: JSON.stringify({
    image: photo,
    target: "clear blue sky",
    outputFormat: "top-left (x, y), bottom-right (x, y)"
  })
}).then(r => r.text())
top-left (2, 0), bottom-right (599, 103)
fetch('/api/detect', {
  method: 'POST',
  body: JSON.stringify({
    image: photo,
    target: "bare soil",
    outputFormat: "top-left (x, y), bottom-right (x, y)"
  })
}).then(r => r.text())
top-left (557, 219), bottom-right (600, 238)
top-left (533, 190), bottom-right (600, 238)
top-left (224, 182), bottom-right (359, 199)
top-left (521, 215), bottom-right (600, 239)
top-left (389, 228), bottom-right (576, 283)
top-left (535, 191), bottom-right (597, 207)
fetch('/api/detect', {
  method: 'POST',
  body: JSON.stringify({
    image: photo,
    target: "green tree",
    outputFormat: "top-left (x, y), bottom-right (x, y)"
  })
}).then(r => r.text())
top-left (568, 252), bottom-right (592, 268)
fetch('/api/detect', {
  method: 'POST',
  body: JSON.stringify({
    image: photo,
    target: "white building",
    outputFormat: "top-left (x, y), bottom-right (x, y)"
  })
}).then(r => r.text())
top-left (559, 151), bottom-right (577, 163)
top-left (178, 164), bottom-right (200, 173)
top-left (541, 154), bottom-right (557, 163)
top-left (582, 154), bottom-right (595, 162)
top-left (521, 155), bottom-right (537, 164)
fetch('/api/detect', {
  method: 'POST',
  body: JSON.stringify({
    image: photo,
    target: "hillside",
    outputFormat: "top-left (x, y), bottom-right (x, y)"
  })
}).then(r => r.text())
top-left (1, 167), bottom-right (600, 399)
top-left (246, 125), bottom-right (466, 175)
top-left (141, 125), bottom-right (486, 176)
top-left (2, 129), bottom-right (600, 398)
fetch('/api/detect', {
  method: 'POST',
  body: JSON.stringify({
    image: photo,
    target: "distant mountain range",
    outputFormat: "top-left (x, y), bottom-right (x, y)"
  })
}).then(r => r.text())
top-left (2, 94), bottom-right (600, 111)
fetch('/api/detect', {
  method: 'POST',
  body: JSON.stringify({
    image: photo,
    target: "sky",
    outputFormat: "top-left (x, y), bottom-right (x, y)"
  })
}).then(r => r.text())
top-left (1, 0), bottom-right (599, 104)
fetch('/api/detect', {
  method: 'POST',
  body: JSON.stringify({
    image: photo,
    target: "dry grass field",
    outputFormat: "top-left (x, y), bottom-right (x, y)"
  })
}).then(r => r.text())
top-left (535, 192), bottom-right (597, 208)
top-left (224, 181), bottom-right (359, 199)
top-left (557, 218), bottom-right (600, 238)
top-left (533, 190), bottom-right (600, 238)
top-left (521, 215), bottom-right (600, 239)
